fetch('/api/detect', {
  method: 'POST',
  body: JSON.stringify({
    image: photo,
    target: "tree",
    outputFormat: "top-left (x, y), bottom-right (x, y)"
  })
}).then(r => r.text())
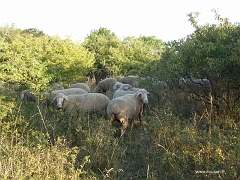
top-left (159, 10), bottom-right (240, 118)
top-left (83, 27), bottom-right (123, 80)
top-left (0, 26), bottom-right (95, 90)
top-left (124, 35), bottom-right (164, 76)
top-left (43, 37), bottom-right (94, 83)
top-left (0, 26), bottom-right (50, 90)
top-left (22, 28), bottom-right (46, 37)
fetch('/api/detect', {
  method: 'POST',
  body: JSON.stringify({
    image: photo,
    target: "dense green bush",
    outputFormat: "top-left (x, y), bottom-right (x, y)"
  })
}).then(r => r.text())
top-left (0, 25), bottom-right (95, 90)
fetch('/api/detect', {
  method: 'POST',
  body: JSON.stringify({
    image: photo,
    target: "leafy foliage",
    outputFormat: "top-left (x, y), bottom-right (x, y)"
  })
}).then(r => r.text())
top-left (0, 26), bottom-right (50, 89)
top-left (83, 27), bottom-right (164, 80)
top-left (0, 25), bottom-right (94, 90)
top-left (43, 37), bottom-right (94, 83)
top-left (143, 10), bottom-right (240, 120)
top-left (83, 27), bottom-right (122, 79)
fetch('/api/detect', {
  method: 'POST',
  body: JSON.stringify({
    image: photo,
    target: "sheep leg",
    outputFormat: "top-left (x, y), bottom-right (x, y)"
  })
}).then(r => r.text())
top-left (109, 114), bottom-right (115, 123)
top-left (130, 119), bottom-right (134, 130)
top-left (120, 119), bottom-right (128, 138)
top-left (138, 105), bottom-right (144, 128)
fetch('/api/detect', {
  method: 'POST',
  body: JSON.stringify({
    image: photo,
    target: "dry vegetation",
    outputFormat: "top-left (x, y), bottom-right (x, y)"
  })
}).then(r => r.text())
top-left (0, 81), bottom-right (239, 180)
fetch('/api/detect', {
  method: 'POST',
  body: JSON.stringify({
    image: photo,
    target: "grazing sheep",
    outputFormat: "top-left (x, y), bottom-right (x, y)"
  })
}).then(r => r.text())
top-left (95, 78), bottom-right (117, 93)
top-left (113, 82), bottom-right (140, 92)
top-left (113, 82), bottom-right (124, 91)
top-left (107, 89), bottom-right (150, 137)
top-left (44, 88), bottom-right (88, 106)
top-left (70, 83), bottom-right (90, 93)
top-left (20, 89), bottom-right (37, 102)
top-left (48, 83), bottom-right (64, 91)
top-left (55, 92), bottom-right (110, 115)
top-left (113, 83), bottom-right (139, 99)
top-left (119, 75), bottom-right (139, 87)
top-left (179, 78), bottom-right (211, 97)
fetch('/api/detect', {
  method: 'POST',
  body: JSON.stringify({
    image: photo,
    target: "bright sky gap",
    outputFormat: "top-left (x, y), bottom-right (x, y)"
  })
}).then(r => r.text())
top-left (0, 0), bottom-right (239, 42)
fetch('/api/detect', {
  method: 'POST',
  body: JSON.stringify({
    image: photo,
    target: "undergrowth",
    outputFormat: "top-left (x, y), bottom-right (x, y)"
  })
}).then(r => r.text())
top-left (0, 87), bottom-right (239, 179)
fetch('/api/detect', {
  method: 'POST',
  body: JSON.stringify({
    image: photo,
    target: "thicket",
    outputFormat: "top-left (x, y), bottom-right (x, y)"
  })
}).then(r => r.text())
top-left (0, 11), bottom-right (239, 179)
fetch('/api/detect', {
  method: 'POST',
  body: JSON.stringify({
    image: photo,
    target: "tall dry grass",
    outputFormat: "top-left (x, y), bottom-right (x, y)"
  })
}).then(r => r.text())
top-left (0, 82), bottom-right (239, 179)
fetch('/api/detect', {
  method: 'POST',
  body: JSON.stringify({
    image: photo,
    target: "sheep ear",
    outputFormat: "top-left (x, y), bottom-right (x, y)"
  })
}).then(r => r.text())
top-left (136, 91), bottom-right (142, 97)
top-left (51, 96), bottom-right (56, 103)
top-left (147, 92), bottom-right (151, 96)
top-left (63, 95), bottom-right (68, 101)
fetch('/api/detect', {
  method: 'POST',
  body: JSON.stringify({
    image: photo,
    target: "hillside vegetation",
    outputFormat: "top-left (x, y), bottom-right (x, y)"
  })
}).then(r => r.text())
top-left (0, 11), bottom-right (239, 179)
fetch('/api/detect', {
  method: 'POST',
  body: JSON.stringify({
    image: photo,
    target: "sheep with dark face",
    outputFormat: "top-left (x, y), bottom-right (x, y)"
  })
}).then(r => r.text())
top-left (107, 89), bottom-right (150, 137)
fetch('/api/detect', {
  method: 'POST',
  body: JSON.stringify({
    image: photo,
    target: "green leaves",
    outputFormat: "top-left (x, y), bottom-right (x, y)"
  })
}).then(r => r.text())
top-left (0, 26), bottom-right (95, 89)
top-left (83, 27), bottom-right (164, 78)
top-left (0, 27), bottom-right (50, 90)
top-left (44, 37), bottom-right (94, 83)
top-left (157, 11), bottom-right (240, 119)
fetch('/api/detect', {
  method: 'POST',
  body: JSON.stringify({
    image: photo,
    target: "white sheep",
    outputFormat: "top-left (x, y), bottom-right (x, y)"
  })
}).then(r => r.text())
top-left (95, 78), bottom-right (117, 93)
top-left (20, 89), bottom-right (37, 102)
top-left (179, 78), bottom-right (211, 97)
top-left (113, 81), bottom-right (123, 91)
top-left (113, 82), bottom-right (140, 92)
top-left (55, 92), bottom-right (110, 115)
top-left (113, 83), bottom-right (140, 99)
top-left (107, 89), bottom-right (150, 137)
top-left (70, 83), bottom-right (90, 93)
top-left (44, 88), bottom-right (88, 106)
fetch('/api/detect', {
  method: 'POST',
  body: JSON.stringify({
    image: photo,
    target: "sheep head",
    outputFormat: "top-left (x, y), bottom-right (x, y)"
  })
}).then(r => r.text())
top-left (55, 93), bottom-right (68, 109)
top-left (135, 89), bottom-right (150, 104)
top-left (113, 82), bottom-right (123, 90)
top-left (119, 84), bottom-right (133, 91)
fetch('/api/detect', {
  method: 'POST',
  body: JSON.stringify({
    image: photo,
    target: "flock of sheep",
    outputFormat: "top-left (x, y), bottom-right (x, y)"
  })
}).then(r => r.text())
top-left (20, 76), bottom-right (151, 137)
top-left (20, 76), bottom-right (212, 137)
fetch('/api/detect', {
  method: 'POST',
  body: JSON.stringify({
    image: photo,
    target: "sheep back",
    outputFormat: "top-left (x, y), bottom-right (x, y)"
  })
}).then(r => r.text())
top-left (70, 83), bottom-right (90, 92)
top-left (113, 90), bottom-right (135, 99)
top-left (45, 88), bottom-right (88, 106)
top-left (113, 84), bottom-right (140, 98)
top-left (57, 93), bottom-right (110, 114)
top-left (96, 78), bottom-right (117, 93)
top-left (119, 76), bottom-right (139, 87)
